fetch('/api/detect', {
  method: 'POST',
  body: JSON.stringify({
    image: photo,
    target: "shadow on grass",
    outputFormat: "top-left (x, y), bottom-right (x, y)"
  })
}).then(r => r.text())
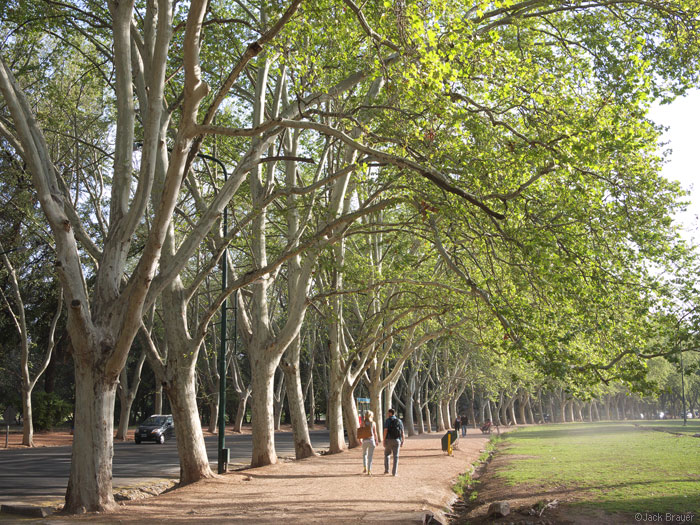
top-left (573, 494), bottom-right (700, 515)
top-left (504, 423), bottom-right (641, 441)
top-left (479, 479), bottom-right (700, 514)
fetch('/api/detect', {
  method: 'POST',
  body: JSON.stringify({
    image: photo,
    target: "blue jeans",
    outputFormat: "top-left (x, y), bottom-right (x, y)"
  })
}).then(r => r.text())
top-left (461, 425), bottom-right (467, 437)
top-left (384, 438), bottom-right (401, 475)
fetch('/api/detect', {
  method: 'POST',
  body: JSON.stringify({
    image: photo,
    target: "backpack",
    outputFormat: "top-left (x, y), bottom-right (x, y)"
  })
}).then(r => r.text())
top-left (386, 417), bottom-right (401, 439)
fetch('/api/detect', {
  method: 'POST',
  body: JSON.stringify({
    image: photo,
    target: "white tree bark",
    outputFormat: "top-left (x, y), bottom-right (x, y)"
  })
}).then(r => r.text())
top-left (341, 380), bottom-right (361, 448)
top-left (327, 322), bottom-right (347, 453)
top-left (161, 278), bottom-right (213, 483)
top-left (436, 398), bottom-right (446, 432)
top-left (233, 387), bottom-right (252, 433)
top-left (65, 360), bottom-right (118, 512)
top-left (281, 335), bottom-right (315, 458)
top-left (0, 0), bottom-right (208, 509)
top-left (273, 371), bottom-right (285, 431)
top-left (115, 350), bottom-right (147, 440)
top-left (279, 121), bottom-right (314, 458)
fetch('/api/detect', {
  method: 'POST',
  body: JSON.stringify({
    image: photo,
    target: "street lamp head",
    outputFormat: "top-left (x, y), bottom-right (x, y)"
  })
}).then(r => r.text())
top-left (0, 245), bottom-right (30, 256)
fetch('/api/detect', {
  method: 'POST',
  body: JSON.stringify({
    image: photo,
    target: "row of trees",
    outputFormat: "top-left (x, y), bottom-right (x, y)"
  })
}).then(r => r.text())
top-left (5, 305), bottom-right (697, 434)
top-left (2, 0), bottom-right (700, 515)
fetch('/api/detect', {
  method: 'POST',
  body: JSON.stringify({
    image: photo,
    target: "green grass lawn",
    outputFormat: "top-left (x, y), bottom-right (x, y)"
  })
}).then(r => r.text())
top-left (494, 422), bottom-right (700, 515)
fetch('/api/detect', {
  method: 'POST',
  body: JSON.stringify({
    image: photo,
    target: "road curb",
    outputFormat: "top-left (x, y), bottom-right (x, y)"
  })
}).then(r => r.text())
top-left (0, 504), bottom-right (54, 518)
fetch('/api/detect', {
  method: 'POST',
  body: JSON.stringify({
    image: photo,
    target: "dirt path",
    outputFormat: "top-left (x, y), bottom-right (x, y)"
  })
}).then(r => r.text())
top-left (45, 430), bottom-right (498, 524)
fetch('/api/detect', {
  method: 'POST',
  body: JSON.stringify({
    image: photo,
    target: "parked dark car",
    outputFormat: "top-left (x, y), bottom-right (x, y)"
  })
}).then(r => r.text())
top-left (135, 414), bottom-right (174, 444)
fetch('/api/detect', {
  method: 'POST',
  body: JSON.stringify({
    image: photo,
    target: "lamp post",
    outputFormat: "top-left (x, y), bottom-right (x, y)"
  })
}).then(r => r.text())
top-left (0, 245), bottom-right (30, 257)
top-left (134, 142), bottom-right (234, 472)
top-left (681, 349), bottom-right (687, 426)
top-left (197, 153), bottom-right (232, 474)
top-left (672, 314), bottom-right (690, 428)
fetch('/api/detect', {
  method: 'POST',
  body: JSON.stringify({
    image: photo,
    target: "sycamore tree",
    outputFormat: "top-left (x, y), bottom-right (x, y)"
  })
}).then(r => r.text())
top-left (400, 4), bottom-right (700, 388)
top-left (0, 0), bottom-right (307, 511)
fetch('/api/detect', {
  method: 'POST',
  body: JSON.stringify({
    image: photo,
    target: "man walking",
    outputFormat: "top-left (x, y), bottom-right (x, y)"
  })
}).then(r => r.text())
top-left (383, 408), bottom-right (405, 476)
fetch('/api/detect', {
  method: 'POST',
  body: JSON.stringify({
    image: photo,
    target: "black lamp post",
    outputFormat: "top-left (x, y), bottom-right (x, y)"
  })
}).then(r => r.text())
top-left (0, 245), bottom-right (30, 257)
top-left (133, 144), bottom-right (233, 471)
top-left (681, 349), bottom-right (687, 426)
top-left (197, 153), bottom-right (232, 474)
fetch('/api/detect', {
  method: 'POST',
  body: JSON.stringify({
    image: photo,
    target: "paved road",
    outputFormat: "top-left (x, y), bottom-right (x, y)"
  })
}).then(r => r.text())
top-left (0, 430), bottom-right (331, 506)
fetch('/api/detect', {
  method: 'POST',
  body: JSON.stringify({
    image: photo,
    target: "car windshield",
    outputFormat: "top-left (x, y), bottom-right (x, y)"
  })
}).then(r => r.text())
top-left (142, 416), bottom-right (167, 426)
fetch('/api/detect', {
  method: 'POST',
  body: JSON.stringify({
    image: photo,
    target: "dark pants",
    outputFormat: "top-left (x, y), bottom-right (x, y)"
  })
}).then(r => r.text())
top-left (384, 438), bottom-right (401, 475)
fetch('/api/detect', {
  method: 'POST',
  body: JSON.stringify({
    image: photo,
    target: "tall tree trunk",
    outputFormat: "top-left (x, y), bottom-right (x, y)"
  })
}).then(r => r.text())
top-left (273, 372), bottom-right (285, 431)
top-left (509, 397), bottom-right (519, 425)
top-left (436, 400), bottom-right (446, 431)
top-left (308, 374), bottom-right (316, 429)
top-left (518, 393), bottom-right (527, 424)
top-left (569, 399), bottom-right (576, 422)
top-left (279, 108), bottom-right (315, 458)
top-left (415, 396), bottom-right (424, 434)
top-left (327, 376), bottom-right (345, 452)
top-left (558, 393), bottom-right (567, 423)
top-left (423, 400), bottom-right (432, 433)
top-left (468, 385), bottom-right (477, 428)
top-left (165, 364), bottom-right (212, 483)
top-left (21, 386), bottom-right (33, 446)
top-left (386, 379), bottom-right (399, 415)
top-left (368, 369), bottom-right (384, 440)
top-left (327, 308), bottom-right (346, 451)
top-left (538, 393), bottom-right (545, 424)
top-left (449, 397), bottom-right (458, 427)
top-left (305, 336), bottom-right (316, 429)
top-left (281, 335), bottom-right (315, 459)
top-left (403, 382), bottom-right (415, 437)
top-left (233, 387), bottom-right (251, 432)
top-left (562, 399), bottom-right (570, 422)
top-left (250, 357), bottom-right (278, 467)
top-left (116, 350), bottom-right (146, 440)
top-left (65, 361), bottom-right (119, 513)
top-left (160, 277), bottom-right (214, 483)
top-left (526, 395), bottom-right (535, 424)
top-left (116, 395), bottom-right (134, 440)
top-left (441, 400), bottom-right (451, 429)
top-left (207, 397), bottom-right (219, 433)
top-left (499, 393), bottom-right (508, 425)
top-left (342, 380), bottom-right (361, 448)
top-left (155, 384), bottom-right (163, 415)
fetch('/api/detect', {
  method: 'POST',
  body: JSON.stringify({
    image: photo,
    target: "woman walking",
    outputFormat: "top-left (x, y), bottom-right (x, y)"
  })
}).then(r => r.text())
top-left (361, 410), bottom-right (379, 475)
